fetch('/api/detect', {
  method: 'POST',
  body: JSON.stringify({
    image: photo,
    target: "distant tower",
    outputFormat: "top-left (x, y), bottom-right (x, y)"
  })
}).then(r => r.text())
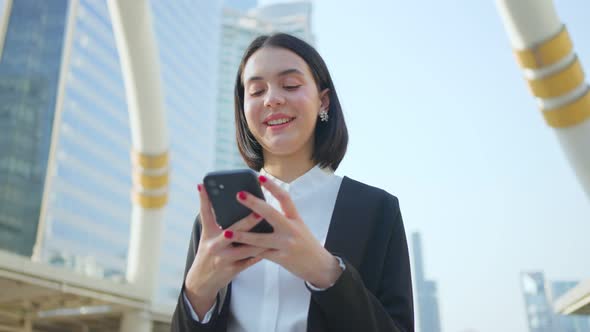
top-left (412, 232), bottom-right (442, 332)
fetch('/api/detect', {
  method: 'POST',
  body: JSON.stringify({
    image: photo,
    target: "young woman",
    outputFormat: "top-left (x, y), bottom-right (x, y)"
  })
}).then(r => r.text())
top-left (172, 33), bottom-right (414, 332)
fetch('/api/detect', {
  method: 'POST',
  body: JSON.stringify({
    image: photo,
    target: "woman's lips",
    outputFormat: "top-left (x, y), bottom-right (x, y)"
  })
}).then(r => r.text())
top-left (265, 117), bottom-right (295, 131)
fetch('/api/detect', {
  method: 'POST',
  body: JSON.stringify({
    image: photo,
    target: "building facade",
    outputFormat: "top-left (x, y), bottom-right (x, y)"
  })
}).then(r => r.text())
top-left (521, 272), bottom-right (590, 332)
top-left (411, 232), bottom-right (442, 332)
top-left (0, 0), bottom-right (221, 308)
top-left (214, 1), bottom-right (314, 171)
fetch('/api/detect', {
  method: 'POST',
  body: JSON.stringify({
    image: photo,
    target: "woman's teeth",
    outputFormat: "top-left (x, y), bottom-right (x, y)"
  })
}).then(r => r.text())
top-left (267, 118), bottom-right (292, 126)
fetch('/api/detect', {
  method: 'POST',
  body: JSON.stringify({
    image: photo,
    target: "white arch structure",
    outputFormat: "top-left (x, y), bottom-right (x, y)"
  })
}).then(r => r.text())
top-left (496, 0), bottom-right (590, 200)
top-left (107, 1), bottom-right (168, 331)
top-left (496, 0), bottom-right (590, 317)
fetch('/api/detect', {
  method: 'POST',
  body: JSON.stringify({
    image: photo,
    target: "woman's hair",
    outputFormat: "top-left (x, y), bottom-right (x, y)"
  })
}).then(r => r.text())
top-left (234, 33), bottom-right (348, 171)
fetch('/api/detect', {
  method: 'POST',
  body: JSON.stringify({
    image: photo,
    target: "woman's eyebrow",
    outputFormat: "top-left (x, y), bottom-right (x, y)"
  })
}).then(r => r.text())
top-left (246, 68), bottom-right (304, 83)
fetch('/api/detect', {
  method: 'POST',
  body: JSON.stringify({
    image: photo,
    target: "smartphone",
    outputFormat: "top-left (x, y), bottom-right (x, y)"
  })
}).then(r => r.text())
top-left (203, 169), bottom-right (273, 233)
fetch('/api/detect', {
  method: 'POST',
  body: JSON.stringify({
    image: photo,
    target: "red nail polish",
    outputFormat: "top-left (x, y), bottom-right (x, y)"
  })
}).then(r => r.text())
top-left (197, 184), bottom-right (202, 192)
top-left (238, 191), bottom-right (247, 200)
top-left (224, 230), bottom-right (234, 239)
top-left (253, 212), bottom-right (261, 219)
top-left (258, 175), bottom-right (267, 183)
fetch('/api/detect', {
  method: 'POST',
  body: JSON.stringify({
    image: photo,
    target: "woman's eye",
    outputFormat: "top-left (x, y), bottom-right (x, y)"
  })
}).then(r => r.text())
top-left (284, 85), bottom-right (301, 90)
top-left (250, 90), bottom-right (264, 96)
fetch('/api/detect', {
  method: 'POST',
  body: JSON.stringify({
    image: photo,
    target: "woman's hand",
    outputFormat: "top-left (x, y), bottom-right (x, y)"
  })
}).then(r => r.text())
top-left (232, 175), bottom-right (343, 289)
top-left (184, 184), bottom-right (266, 318)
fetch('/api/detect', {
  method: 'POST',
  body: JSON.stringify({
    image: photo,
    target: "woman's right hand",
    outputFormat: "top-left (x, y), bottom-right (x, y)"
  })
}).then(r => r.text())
top-left (184, 183), bottom-right (265, 319)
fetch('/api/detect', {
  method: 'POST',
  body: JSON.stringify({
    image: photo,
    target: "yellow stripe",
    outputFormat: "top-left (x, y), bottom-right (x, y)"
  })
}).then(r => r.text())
top-left (543, 90), bottom-right (590, 128)
top-left (515, 26), bottom-right (573, 69)
top-left (132, 172), bottom-right (169, 189)
top-left (132, 150), bottom-right (169, 169)
top-left (527, 58), bottom-right (585, 98)
top-left (132, 191), bottom-right (168, 209)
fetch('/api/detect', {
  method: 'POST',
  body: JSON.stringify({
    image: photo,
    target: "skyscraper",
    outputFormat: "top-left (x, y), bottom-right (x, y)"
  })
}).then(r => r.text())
top-left (215, 1), bottom-right (314, 171)
top-left (0, 0), bottom-right (221, 308)
top-left (0, 0), bottom-right (69, 257)
top-left (412, 232), bottom-right (442, 332)
top-left (521, 272), bottom-right (590, 332)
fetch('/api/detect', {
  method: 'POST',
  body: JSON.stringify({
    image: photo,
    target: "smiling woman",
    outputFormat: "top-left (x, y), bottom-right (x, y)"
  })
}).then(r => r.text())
top-left (171, 33), bottom-right (414, 332)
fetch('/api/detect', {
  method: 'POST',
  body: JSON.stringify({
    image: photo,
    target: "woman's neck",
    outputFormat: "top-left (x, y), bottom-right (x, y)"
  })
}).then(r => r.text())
top-left (263, 153), bottom-right (315, 183)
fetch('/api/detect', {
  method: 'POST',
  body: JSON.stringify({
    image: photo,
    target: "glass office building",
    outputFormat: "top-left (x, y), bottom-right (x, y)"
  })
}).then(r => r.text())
top-left (215, 1), bottom-right (314, 171)
top-left (521, 272), bottom-right (590, 332)
top-left (0, 0), bottom-right (221, 307)
top-left (0, 0), bottom-right (68, 257)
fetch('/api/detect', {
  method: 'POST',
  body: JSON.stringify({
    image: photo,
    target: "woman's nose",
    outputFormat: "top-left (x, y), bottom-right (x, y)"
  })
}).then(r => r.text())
top-left (264, 89), bottom-right (285, 108)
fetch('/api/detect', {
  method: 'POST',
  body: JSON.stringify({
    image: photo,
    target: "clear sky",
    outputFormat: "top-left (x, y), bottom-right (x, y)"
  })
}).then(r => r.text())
top-left (258, 1), bottom-right (590, 331)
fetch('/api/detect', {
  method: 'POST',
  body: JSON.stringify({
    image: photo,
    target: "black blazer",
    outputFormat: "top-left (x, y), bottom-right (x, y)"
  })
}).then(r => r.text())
top-left (171, 176), bottom-right (414, 332)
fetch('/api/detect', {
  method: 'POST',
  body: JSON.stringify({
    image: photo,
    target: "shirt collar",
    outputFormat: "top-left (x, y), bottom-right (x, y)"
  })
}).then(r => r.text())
top-left (259, 165), bottom-right (335, 199)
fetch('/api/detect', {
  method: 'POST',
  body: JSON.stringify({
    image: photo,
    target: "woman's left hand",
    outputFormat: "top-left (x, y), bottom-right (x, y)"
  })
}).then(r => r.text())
top-left (232, 175), bottom-right (343, 289)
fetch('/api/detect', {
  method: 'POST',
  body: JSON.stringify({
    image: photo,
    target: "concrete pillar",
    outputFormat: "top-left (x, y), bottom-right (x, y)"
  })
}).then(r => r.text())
top-left (106, 1), bottom-right (169, 331)
top-left (119, 310), bottom-right (153, 332)
top-left (496, 0), bottom-right (590, 200)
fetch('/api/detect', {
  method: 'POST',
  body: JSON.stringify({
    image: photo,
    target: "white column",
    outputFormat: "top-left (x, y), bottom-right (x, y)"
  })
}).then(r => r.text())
top-left (107, 1), bottom-right (169, 331)
top-left (496, 0), bottom-right (590, 200)
top-left (119, 310), bottom-right (153, 332)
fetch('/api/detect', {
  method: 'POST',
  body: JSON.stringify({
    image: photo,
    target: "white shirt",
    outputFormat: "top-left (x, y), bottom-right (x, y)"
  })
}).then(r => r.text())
top-left (184, 165), bottom-right (343, 331)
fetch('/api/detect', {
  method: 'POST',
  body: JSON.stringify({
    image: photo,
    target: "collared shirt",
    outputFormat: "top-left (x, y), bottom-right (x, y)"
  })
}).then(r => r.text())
top-left (184, 165), bottom-right (343, 331)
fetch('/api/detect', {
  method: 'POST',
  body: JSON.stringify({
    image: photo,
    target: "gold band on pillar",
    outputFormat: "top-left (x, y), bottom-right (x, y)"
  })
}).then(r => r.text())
top-left (515, 26), bottom-right (572, 69)
top-left (132, 150), bottom-right (169, 169)
top-left (543, 89), bottom-right (590, 128)
top-left (132, 192), bottom-right (168, 209)
top-left (132, 172), bottom-right (169, 190)
top-left (527, 58), bottom-right (585, 98)
top-left (131, 150), bottom-right (169, 209)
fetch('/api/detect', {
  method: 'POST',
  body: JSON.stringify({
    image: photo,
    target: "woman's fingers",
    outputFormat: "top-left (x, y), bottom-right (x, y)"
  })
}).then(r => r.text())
top-left (236, 191), bottom-right (285, 229)
top-left (229, 212), bottom-right (263, 233)
top-left (222, 243), bottom-right (267, 262)
top-left (208, 213), bottom-right (264, 253)
top-left (232, 230), bottom-right (281, 250)
top-left (258, 175), bottom-right (300, 219)
top-left (197, 183), bottom-right (219, 236)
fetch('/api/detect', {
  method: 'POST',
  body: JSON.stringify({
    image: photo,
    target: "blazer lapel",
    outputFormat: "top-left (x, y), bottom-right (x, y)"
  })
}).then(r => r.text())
top-left (306, 176), bottom-right (377, 331)
top-left (323, 176), bottom-right (374, 268)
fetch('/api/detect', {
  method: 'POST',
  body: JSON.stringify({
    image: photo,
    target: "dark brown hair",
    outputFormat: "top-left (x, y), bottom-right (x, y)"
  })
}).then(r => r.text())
top-left (234, 33), bottom-right (348, 171)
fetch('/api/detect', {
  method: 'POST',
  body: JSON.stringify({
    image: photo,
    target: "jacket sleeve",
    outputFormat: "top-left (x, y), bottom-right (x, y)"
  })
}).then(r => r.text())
top-left (306, 195), bottom-right (415, 331)
top-left (170, 215), bottom-right (230, 332)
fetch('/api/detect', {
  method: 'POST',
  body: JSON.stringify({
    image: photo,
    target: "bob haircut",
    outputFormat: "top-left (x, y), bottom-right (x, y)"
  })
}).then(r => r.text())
top-left (234, 33), bottom-right (348, 171)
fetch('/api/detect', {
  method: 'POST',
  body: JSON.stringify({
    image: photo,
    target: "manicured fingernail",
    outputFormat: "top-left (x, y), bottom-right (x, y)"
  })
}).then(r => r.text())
top-left (224, 230), bottom-right (234, 239)
top-left (197, 184), bottom-right (202, 192)
top-left (253, 212), bottom-right (261, 219)
top-left (258, 175), bottom-right (267, 183)
top-left (238, 191), bottom-right (247, 200)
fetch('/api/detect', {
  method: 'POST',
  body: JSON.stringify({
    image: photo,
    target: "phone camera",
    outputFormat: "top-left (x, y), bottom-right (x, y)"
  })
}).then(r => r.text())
top-left (211, 188), bottom-right (220, 195)
top-left (219, 184), bottom-right (224, 189)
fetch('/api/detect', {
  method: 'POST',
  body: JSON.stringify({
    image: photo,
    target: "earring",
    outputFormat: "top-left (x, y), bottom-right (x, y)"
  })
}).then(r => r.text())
top-left (319, 109), bottom-right (329, 122)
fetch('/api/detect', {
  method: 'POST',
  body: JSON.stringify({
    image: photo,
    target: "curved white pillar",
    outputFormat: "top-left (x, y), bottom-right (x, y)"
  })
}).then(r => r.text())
top-left (107, 0), bottom-right (169, 331)
top-left (496, 0), bottom-right (590, 200)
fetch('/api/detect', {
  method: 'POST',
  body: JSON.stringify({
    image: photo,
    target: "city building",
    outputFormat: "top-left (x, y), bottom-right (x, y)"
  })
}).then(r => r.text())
top-left (0, 0), bottom-right (221, 312)
top-left (411, 232), bottom-right (442, 332)
top-left (521, 271), bottom-right (590, 332)
top-left (215, 1), bottom-right (314, 170)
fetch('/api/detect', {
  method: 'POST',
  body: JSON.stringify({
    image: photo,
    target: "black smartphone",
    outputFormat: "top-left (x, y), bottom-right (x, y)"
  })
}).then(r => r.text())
top-left (203, 169), bottom-right (273, 233)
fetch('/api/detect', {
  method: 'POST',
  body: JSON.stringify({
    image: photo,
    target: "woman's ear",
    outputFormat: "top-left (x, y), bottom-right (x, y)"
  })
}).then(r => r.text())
top-left (319, 88), bottom-right (330, 113)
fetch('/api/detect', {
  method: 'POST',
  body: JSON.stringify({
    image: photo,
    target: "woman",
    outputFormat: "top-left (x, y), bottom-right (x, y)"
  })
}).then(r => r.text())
top-left (172, 33), bottom-right (414, 332)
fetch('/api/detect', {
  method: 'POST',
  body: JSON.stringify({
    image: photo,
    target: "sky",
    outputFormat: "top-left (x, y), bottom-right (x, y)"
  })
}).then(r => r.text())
top-left (257, 1), bottom-right (590, 331)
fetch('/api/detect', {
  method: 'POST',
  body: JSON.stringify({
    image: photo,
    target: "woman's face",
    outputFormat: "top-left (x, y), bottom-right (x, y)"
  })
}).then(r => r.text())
top-left (242, 47), bottom-right (329, 160)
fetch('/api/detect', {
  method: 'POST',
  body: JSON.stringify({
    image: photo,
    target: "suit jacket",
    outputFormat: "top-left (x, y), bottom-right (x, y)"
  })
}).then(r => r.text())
top-left (171, 176), bottom-right (414, 332)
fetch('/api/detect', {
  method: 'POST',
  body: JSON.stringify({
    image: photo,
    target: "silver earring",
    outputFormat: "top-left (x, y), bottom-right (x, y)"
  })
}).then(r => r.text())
top-left (319, 109), bottom-right (329, 122)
